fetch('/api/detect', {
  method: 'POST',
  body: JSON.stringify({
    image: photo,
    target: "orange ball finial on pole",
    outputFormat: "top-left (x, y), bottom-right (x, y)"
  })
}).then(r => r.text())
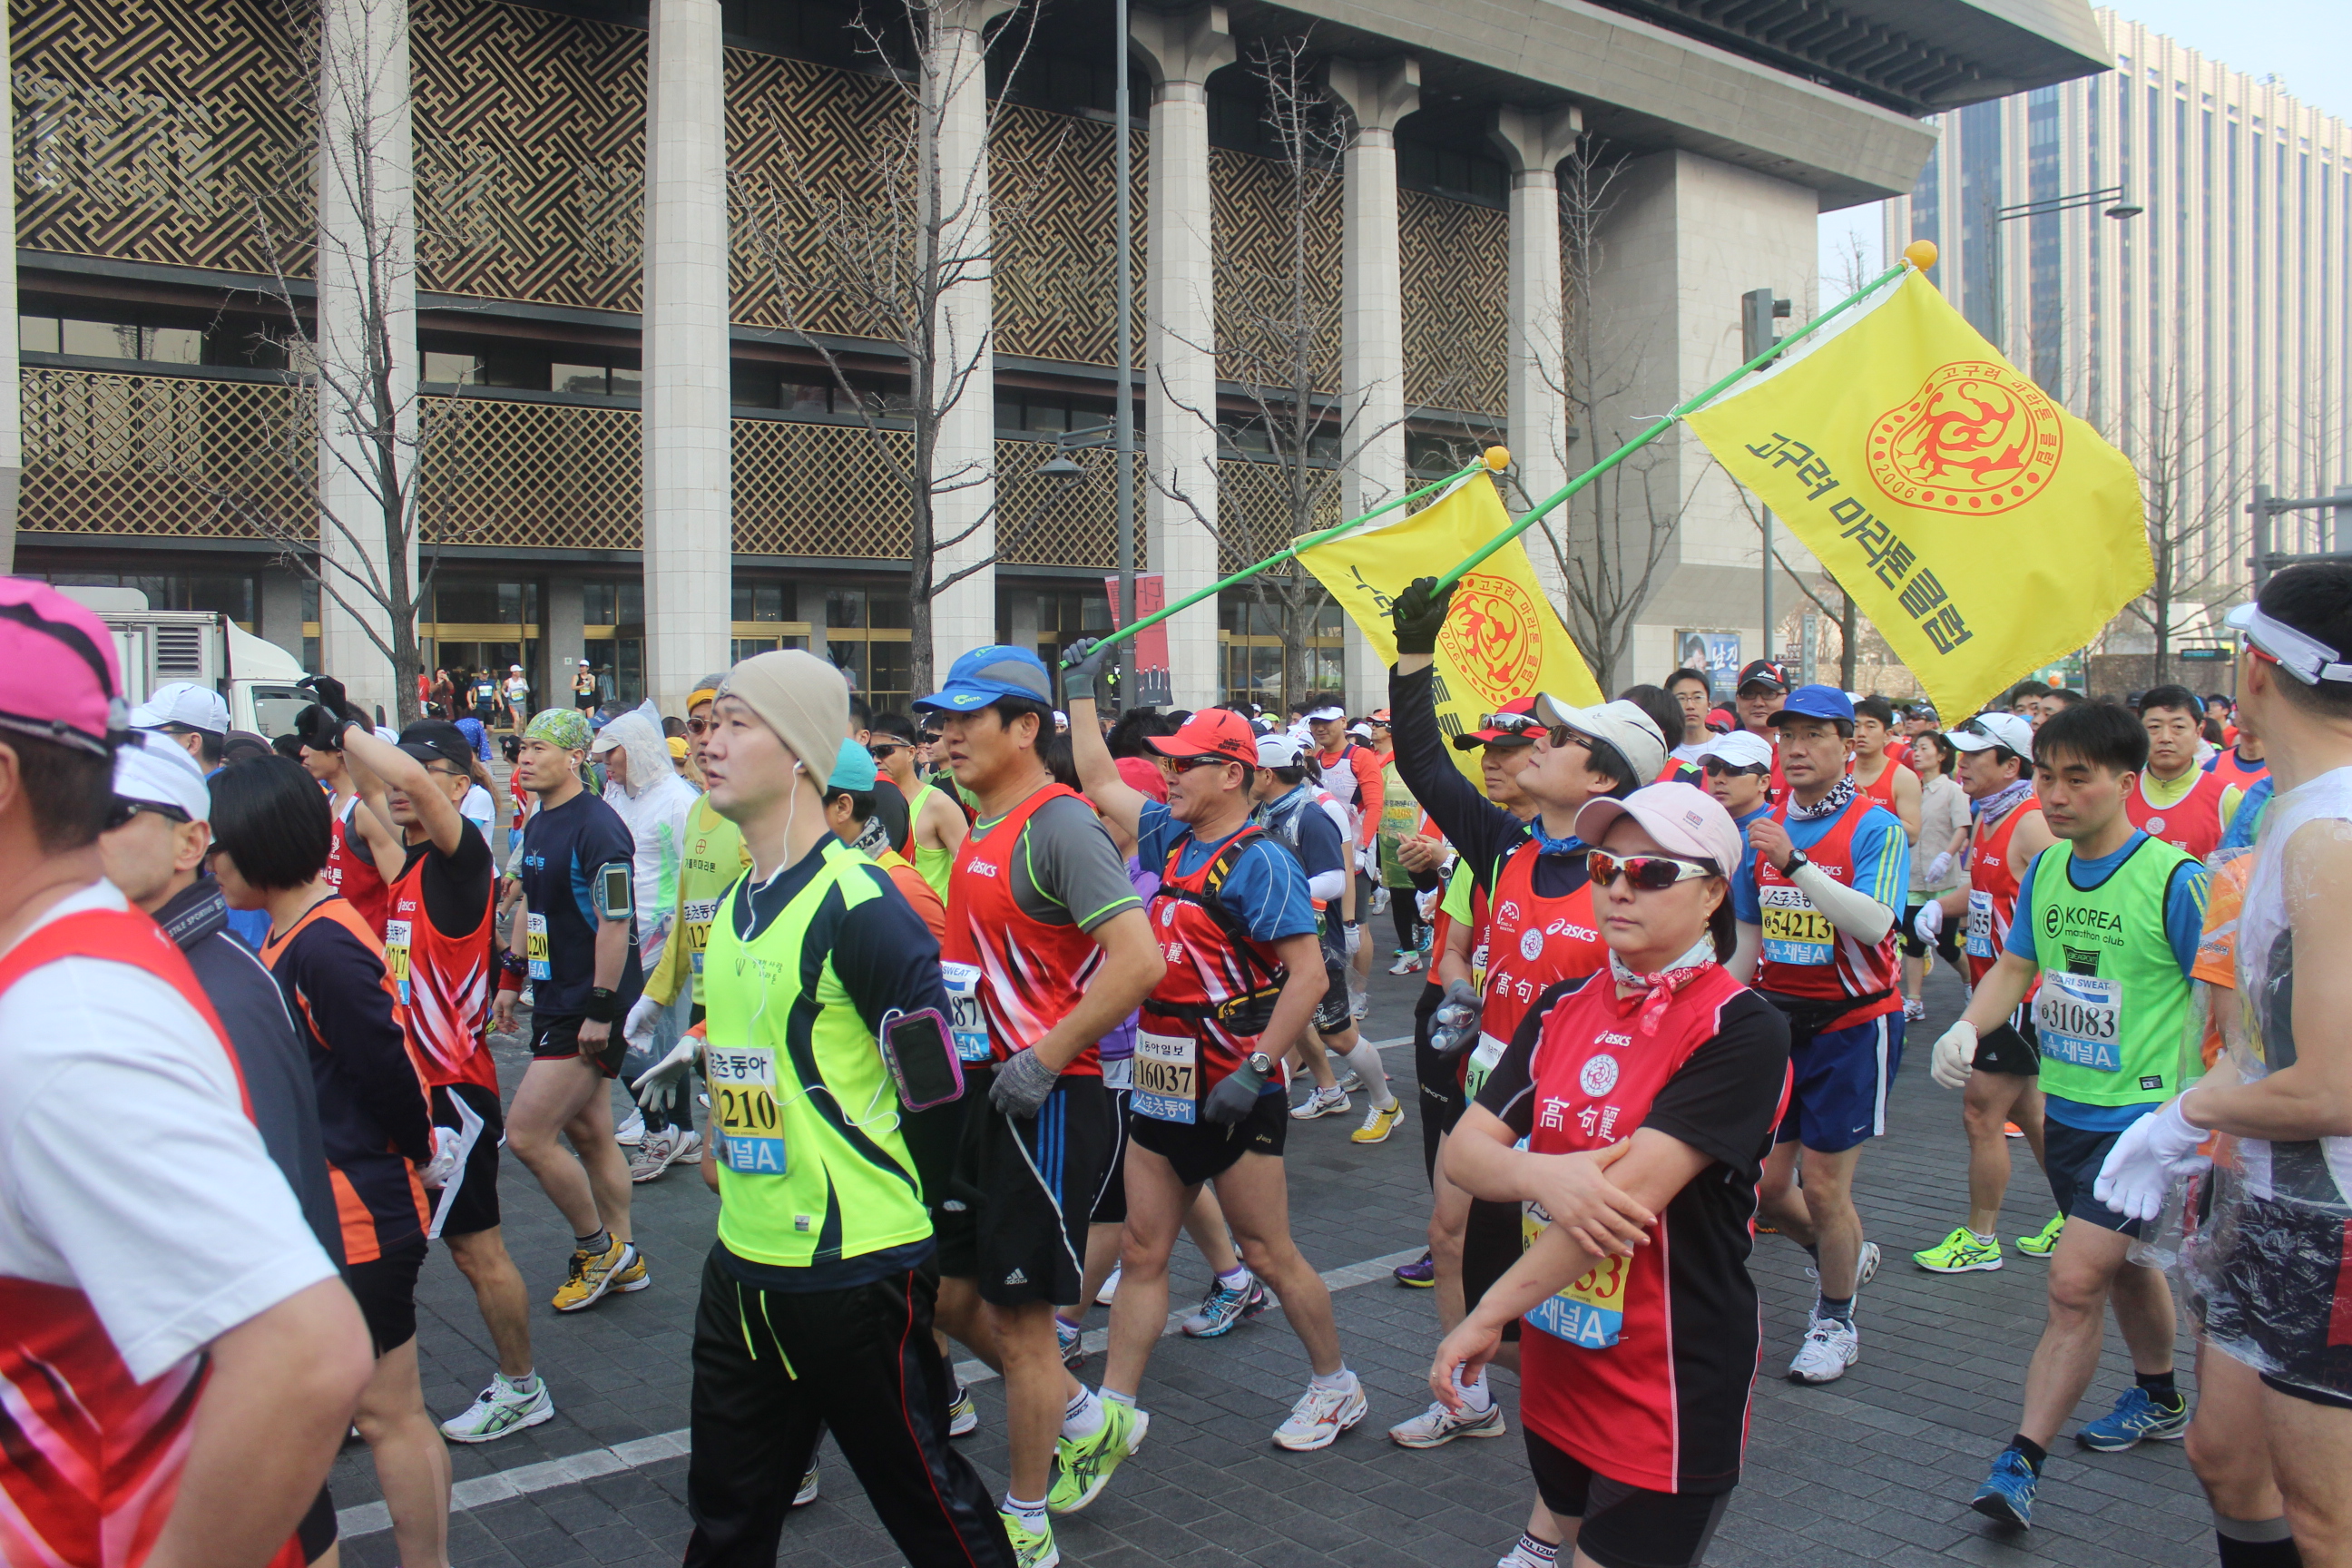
top-left (1483, 446), bottom-right (1511, 471)
top-left (1903, 240), bottom-right (1938, 271)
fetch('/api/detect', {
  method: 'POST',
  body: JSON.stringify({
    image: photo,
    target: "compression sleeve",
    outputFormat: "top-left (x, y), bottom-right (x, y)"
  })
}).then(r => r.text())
top-left (1787, 860), bottom-right (1896, 944)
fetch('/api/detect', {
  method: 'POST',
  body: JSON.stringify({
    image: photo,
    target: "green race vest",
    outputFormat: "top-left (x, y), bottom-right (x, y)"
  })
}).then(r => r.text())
top-left (2025, 835), bottom-right (2200, 1107)
top-left (906, 780), bottom-right (956, 905)
top-left (1373, 762), bottom-right (1423, 888)
top-left (677, 794), bottom-right (750, 1004)
top-left (701, 838), bottom-right (933, 1269)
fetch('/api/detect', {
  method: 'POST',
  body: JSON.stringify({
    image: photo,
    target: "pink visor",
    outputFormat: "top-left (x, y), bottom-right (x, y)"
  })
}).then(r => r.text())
top-left (0, 580), bottom-right (122, 756)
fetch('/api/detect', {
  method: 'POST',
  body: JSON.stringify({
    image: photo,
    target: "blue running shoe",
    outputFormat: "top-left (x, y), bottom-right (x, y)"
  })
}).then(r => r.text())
top-left (1971, 1449), bottom-right (2036, 1528)
top-left (2076, 1386), bottom-right (2190, 1451)
top-left (1394, 1251), bottom-right (1436, 1288)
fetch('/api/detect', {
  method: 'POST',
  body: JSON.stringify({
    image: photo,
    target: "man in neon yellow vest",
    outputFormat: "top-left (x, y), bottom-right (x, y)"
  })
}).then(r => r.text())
top-left (1926, 700), bottom-right (2210, 1530)
top-left (677, 650), bottom-right (1011, 1568)
top-left (867, 710), bottom-right (965, 903)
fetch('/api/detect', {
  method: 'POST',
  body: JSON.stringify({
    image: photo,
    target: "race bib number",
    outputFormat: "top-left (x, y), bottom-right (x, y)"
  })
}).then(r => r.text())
top-left (682, 898), bottom-right (719, 976)
top-left (1469, 938), bottom-right (1489, 995)
top-left (525, 913), bottom-right (551, 981)
top-left (1132, 1030), bottom-right (1198, 1124)
top-left (1759, 886), bottom-right (1834, 965)
top-left (382, 918), bottom-right (412, 1004)
top-left (938, 962), bottom-right (993, 1063)
top-left (1465, 1031), bottom-right (1508, 1100)
top-left (1520, 1201), bottom-right (1630, 1348)
top-left (2035, 971), bottom-right (2124, 1072)
top-left (708, 1044), bottom-right (788, 1174)
top-left (1965, 889), bottom-right (1995, 959)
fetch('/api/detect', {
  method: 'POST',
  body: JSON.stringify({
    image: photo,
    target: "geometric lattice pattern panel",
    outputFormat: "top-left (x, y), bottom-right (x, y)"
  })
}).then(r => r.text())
top-left (992, 106), bottom-right (1145, 368)
top-left (728, 53), bottom-right (906, 338)
top-left (14, 0), bottom-right (313, 278)
top-left (1210, 147), bottom-right (1340, 395)
top-left (995, 438), bottom-right (1140, 568)
top-left (19, 368), bottom-right (315, 540)
top-left (419, 394), bottom-right (641, 550)
top-left (1213, 456), bottom-right (1338, 573)
top-left (732, 418), bottom-right (909, 557)
top-left (1401, 189), bottom-right (1507, 416)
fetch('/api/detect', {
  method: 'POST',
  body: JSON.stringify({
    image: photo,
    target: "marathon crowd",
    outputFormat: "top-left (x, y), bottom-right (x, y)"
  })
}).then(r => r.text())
top-left (3, 562), bottom-right (2350, 1568)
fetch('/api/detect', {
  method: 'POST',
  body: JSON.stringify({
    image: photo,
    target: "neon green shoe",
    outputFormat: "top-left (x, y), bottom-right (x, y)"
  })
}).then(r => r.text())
top-left (2015, 1213), bottom-right (2064, 1258)
top-left (998, 1508), bottom-right (1059, 1568)
top-left (1912, 1227), bottom-right (2003, 1273)
top-left (1047, 1397), bottom-right (1147, 1515)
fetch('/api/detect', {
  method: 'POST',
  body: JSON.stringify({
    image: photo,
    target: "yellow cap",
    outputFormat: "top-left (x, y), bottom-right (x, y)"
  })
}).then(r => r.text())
top-left (1483, 446), bottom-right (1511, 471)
top-left (666, 736), bottom-right (690, 759)
top-left (1903, 239), bottom-right (1938, 271)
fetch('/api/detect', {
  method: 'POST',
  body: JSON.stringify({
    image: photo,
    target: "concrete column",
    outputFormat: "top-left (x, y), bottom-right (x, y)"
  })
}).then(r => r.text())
top-left (544, 573), bottom-right (586, 691)
top-left (1324, 56), bottom-right (1417, 715)
top-left (1004, 586), bottom-right (1041, 652)
top-left (0, 0), bottom-right (18, 574)
top-left (314, 0), bottom-right (417, 722)
top-left (1486, 104), bottom-right (1582, 621)
top-left (641, 0), bottom-right (732, 716)
top-left (260, 568), bottom-right (307, 662)
top-left (923, 0), bottom-right (1014, 678)
top-left (1132, 5), bottom-right (1233, 710)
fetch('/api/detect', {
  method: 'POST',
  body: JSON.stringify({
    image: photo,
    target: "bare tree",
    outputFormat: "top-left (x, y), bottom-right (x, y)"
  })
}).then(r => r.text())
top-left (2097, 361), bottom-right (2247, 687)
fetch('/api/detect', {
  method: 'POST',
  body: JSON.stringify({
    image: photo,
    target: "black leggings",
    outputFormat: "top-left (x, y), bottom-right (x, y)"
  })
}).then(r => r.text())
top-left (1391, 893), bottom-right (1424, 952)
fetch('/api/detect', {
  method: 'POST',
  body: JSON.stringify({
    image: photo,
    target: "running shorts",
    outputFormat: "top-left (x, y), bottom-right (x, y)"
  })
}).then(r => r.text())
top-left (1313, 912), bottom-right (1351, 1034)
top-left (1128, 1091), bottom-right (1287, 1186)
top-left (1090, 1087), bottom-right (1132, 1227)
top-left (294, 1485), bottom-right (337, 1564)
top-left (429, 1082), bottom-right (505, 1238)
top-left (933, 1075), bottom-right (1111, 1308)
top-left (2200, 1192), bottom-right (2352, 1403)
top-left (1972, 1015), bottom-right (2040, 1076)
top-left (1524, 1430), bottom-right (1732, 1568)
top-left (346, 1238), bottom-right (427, 1357)
top-left (1900, 900), bottom-right (1964, 965)
top-left (2042, 1119), bottom-right (2146, 1238)
top-left (1410, 982), bottom-right (1456, 1183)
top-left (532, 1012), bottom-right (625, 1079)
top-left (1773, 1011), bottom-right (1904, 1154)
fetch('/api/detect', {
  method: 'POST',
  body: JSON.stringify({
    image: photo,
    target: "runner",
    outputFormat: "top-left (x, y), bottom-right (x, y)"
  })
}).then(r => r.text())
top-left (492, 707), bottom-right (648, 1312)
top-left (211, 752), bottom-right (456, 1568)
top-left (845, 695), bottom-right (914, 855)
top-left (1897, 729), bottom-right (1971, 1023)
top-left (1305, 695), bottom-right (1383, 1014)
top-left (677, 650), bottom-right (1011, 1568)
top-left (869, 710), bottom-right (967, 902)
top-left (1696, 730), bottom-right (1775, 847)
top-left (295, 683), bottom-right (402, 937)
top-left (1929, 700), bottom-right (2207, 1528)
top-left (2204, 714), bottom-right (2271, 795)
top-left (1665, 666), bottom-right (1718, 764)
top-left (822, 743), bottom-right (946, 935)
top-left (469, 669), bottom-right (502, 731)
top-left (573, 663), bottom-right (599, 711)
top-left (2128, 685), bottom-right (2235, 862)
top-left (1912, 711), bottom-right (2061, 1273)
top-left (1433, 783), bottom-right (1792, 1568)
top-left (1733, 659), bottom-right (1788, 740)
top-left (501, 665), bottom-right (531, 730)
top-left (1621, 684), bottom-right (1701, 784)
top-left (128, 679), bottom-right (231, 771)
top-left (1730, 683), bottom-right (1909, 1384)
top-left (916, 644), bottom-right (1164, 1568)
top-left (1851, 695), bottom-right (1922, 846)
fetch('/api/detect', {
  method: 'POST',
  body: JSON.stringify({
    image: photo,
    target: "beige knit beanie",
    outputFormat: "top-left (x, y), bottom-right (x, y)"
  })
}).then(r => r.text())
top-left (716, 651), bottom-right (848, 781)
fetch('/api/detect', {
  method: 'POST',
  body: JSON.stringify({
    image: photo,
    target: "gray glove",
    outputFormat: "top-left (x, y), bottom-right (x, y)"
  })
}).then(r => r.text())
top-left (1203, 1059), bottom-right (1267, 1125)
top-left (1429, 979), bottom-right (1483, 1063)
top-left (989, 1046), bottom-right (1062, 1119)
top-left (1062, 635), bottom-right (1113, 686)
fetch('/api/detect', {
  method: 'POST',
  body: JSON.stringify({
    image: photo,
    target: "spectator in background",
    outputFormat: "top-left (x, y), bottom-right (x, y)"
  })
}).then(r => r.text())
top-left (1665, 667), bottom-right (1717, 762)
top-left (130, 680), bottom-right (230, 772)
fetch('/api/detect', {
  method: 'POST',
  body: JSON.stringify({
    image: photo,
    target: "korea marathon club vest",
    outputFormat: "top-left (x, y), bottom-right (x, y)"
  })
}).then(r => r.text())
top-left (699, 838), bottom-right (932, 1269)
top-left (2024, 836), bottom-right (2199, 1107)
top-left (1465, 838), bottom-right (1608, 1100)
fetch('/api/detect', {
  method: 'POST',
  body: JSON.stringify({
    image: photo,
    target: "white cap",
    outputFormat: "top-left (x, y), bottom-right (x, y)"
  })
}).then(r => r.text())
top-left (112, 730), bottom-right (211, 820)
top-left (1949, 710), bottom-right (2034, 760)
top-left (1695, 730), bottom-right (1775, 772)
top-left (1257, 732), bottom-right (1305, 768)
top-left (1347, 720), bottom-right (1374, 740)
top-left (1534, 694), bottom-right (1669, 784)
top-left (128, 681), bottom-right (230, 736)
top-left (1303, 704), bottom-right (1346, 722)
top-left (509, 664), bottom-right (523, 673)
top-left (1575, 781), bottom-right (1746, 877)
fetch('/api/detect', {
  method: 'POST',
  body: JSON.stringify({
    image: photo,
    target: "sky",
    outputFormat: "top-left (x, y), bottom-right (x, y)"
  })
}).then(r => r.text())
top-left (1817, 1), bottom-right (2352, 291)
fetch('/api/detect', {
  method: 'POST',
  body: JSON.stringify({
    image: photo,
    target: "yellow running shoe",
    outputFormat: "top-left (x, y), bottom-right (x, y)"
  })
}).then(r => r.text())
top-left (1911, 1227), bottom-right (2002, 1274)
top-left (1350, 1101), bottom-right (1404, 1144)
top-left (2015, 1213), bottom-right (2064, 1258)
top-left (999, 1508), bottom-right (1059, 1568)
top-left (1048, 1398), bottom-right (1146, 1514)
top-left (553, 1239), bottom-right (635, 1312)
top-left (611, 1246), bottom-right (650, 1293)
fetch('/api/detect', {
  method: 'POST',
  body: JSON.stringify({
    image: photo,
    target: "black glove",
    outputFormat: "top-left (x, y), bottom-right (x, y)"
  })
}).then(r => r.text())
top-left (1062, 635), bottom-right (1113, 688)
top-left (1391, 576), bottom-right (1454, 656)
top-left (293, 701), bottom-right (348, 752)
top-left (1429, 979), bottom-right (1484, 1064)
top-left (1202, 1059), bottom-right (1267, 1125)
top-left (299, 673), bottom-right (352, 721)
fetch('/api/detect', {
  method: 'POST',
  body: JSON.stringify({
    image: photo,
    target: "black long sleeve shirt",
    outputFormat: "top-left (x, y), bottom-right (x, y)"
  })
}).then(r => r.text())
top-left (1388, 662), bottom-right (1592, 900)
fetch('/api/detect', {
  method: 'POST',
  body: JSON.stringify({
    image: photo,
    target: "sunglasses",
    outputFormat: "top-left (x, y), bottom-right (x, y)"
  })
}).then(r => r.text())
top-left (685, 717), bottom-right (715, 736)
top-left (867, 741), bottom-right (906, 758)
top-left (1588, 849), bottom-right (1718, 891)
top-left (1479, 712), bottom-right (1542, 732)
top-left (1166, 754), bottom-right (1238, 774)
top-left (1542, 726), bottom-right (1592, 752)
top-left (104, 799), bottom-right (191, 831)
top-left (1702, 760), bottom-right (1768, 779)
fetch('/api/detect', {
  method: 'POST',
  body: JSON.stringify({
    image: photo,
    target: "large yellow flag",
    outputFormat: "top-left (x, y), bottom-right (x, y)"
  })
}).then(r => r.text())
top-left (1685, 270), bottom-right (2149, 720)
top-left (1299, 473), bottom-right (1601, 780)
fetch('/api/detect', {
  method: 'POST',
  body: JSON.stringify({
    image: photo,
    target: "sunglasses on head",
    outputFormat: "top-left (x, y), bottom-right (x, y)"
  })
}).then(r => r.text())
top-left (1587, 849), bottom-right (1718, 891)
top-left (104, 799), bottom-right (191, 832)
top-left (1480, 712), bottom-right (1541, 733)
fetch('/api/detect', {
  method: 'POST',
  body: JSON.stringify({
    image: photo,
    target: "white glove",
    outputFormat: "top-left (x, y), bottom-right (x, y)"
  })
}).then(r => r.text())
top-left (631, 1035), bottom-right (701, 1111)
top-left (1925, 852), bottom-right (1954, 885)
top-left (1929, 1019), bottom-right (1977, 1091)
top-left (622, 994), bottom-right (664, 1053)
top-left (1343, 921), bottom-right (1363, 956)
top-left (1913, 901), bottom-right (1944, 944)
top-left (2095, 1092), bottom-right (2211, 1222)
top-left (419, 1125), bottom-right (464, 1189)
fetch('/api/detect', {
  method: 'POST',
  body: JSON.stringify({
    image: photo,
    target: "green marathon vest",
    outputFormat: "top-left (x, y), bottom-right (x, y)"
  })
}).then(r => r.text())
top-left (2025, 835), bottom-right (2200, 1108)
top-left (906, 780), bottom-right (955, 905)
top-left (701, 837), bottom-right (933, 1269)
top-left (676, 794), bottom-right (750, 1005)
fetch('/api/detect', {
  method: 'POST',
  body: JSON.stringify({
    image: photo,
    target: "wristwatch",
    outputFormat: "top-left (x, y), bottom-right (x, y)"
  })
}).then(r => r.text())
top-left (1245, 1050), bottom-right (1275, 1076)
top-left (1782, 849), bottom-right (1810, 877)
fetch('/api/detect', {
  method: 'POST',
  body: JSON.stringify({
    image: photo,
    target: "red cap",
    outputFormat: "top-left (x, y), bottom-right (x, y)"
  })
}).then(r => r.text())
top-left (1115, 755), bottom-right (1169, 802)
top-left (1146, 709), bottom-right (1259, 768)
top-left (1451, 695), bottom-right (1543, 751)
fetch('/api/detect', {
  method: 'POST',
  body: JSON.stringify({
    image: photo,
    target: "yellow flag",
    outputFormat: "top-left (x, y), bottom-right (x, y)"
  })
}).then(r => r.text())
top-left (1298, 473), bottom-right (1601, 780)
top-left (1685, 270), bottom-right (2149, 720)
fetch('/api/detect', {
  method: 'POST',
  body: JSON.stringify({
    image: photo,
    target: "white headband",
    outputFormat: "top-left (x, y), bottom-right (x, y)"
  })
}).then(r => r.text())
top-left (2230, 603), bottom-right (2352, 686)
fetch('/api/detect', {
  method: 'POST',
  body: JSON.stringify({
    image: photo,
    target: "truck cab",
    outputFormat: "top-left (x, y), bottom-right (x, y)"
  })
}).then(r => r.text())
top-left (55, 586), bottom-right (314, 737)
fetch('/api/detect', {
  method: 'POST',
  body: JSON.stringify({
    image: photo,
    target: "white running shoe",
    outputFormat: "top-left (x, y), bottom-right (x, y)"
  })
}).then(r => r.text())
top-left (1290, 1086), bottom-right (1351, 1121)
top-left (1336, 1069), bottom-right (1365, 1093)
top-left (439, 1374), bottom-right (555, 1444)
top-left (1903, 997), bottom-right (1926, 1022)
top-left (671, 1127), bottom-right (702, 1165)
top-left (948, 1382), bottom-right (979, 1438)
top-left (1388, 950), bottom-right (1425, 975)
top-left (1094, 1266), bottom-right (1122, 1306)
top-left (630, 1128), bottom-right (689, 1182)
top-left (1788, 1314), bottom-right (1859, 1384)
top-left (1370, 887), bottom-right (1391, 916)
top-left (1274, 1377), bottom-right (1368, 1451)
top-left (615, 1108), bottom-right (644, 1147)
top-left (792, 1465), bottom-right (819, 1506)
top-left (1387, 1397), bottom-right (1505, 1448)
top-left (1803, 1240), bottom-right (1882, 1294)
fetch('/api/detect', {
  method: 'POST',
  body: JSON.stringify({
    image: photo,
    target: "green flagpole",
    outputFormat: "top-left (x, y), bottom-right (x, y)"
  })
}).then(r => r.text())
top-left (1432, 257), bottom-right (1917, 594)
top-left (1056, 449), bottom-right (1509, 670)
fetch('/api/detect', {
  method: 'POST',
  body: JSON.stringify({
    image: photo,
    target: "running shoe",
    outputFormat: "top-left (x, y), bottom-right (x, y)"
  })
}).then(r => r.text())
top-left (1393, 1250), bottom-right (1436, 1288)
top-left (1047, 1397), bottom-right (1145, 1514)
top-left (439, 1374), bottom-right (554, 1444)
top-left (1055, 1316), bottom-right (1086, 1369)
top-left (1094, 1267), bottom-right (1121, 1306)
top-left (948, 1382), bottom-right (979, 1438)
top-left (1181, 1274), bottom-right (1270, 1338)
top-left (792, 1466), bottom-right (818, 1507)
top-left (1805, 1241), bottom-right (1882, 1292)
top-left (1350, 1101), bottom-right (1403, 1144)
top-left (1787, 1313), bottom-right (1858, 1384)
top-left (611, 1248), bottom-right (650, 1294)
top-left (1388, 950), bottom-right (1425, 975)
top-left (1370, 887), bottom-right (1391, 916)
top-left (629, 1127), bottom-right (698, 1183)
top-left (1970, 1448), bottom-right (2036, 1528)
top-left (1273, 1377), bottom-right (1367, 1451)
top-left (1912, 1227), bottom-right (2003, 1274)
top-left (2015, 1214), bottom-right (2064, 1258)
top-left (1291, 1086), bottom-right (1350, 1120)
top-left (1337, 1069), bottom-right (1366, 1093)
top-left (615, 1108), bottom-right (645, 1147)
top-left (552, 1239), bottom-right (636, 1312)
top-left (2075, 1386), bottom-right (2190, 1451)
top-left (1387, 1397), bottom-right (1505, 1448)
top-left (1902, 996), bottom-right (1925, 1022)
top-left (2004, 1122), bottom-right (2025, 1139)
top-left (1000, 1508), bottom-right (1059, 1568)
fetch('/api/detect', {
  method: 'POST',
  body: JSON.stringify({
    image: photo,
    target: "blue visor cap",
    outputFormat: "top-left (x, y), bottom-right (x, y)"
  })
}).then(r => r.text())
top-left (916, 644), bottom-right (1054, 711)
top-left (1767, 683), bottom-right (1857, 728)
top-left (827, 736), bottom-right (877, 791)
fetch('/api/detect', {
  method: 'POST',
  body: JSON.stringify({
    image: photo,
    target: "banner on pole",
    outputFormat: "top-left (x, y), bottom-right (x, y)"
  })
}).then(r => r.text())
top-left (1298, 474), bottom-right (1600, 780)
top-left (1102, 573), bottom-right (1172, 707)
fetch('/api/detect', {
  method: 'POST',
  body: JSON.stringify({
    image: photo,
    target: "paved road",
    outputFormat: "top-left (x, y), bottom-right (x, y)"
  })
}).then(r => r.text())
top-left (333, 956), bottom-right (2215, 1568)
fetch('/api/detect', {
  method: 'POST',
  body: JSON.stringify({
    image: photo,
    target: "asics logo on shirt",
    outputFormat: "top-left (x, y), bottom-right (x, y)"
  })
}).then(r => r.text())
top-left (968, 861), bottom-right (999, 878)
top-left (1544, 918), bottom-right (1599, 943)
top-left (1596, 1031), bottom-right (1632, 1048)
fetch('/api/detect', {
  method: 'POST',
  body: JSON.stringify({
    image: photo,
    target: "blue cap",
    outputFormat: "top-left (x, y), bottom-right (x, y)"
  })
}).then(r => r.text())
top-left (914, 644), bottom-right (1054, 711)
top-left (1767, 683), bottom-right (1856, 728)
top-left (826, 736), bottom-right (877, 791)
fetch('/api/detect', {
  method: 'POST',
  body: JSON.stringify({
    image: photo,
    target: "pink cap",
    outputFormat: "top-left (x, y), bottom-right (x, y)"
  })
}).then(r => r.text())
top-left (1115, 755), bottom-right (1170, 803)
top-left (0, 580), bottom-right (122, 757)
top-left (1574, 780), bottom-right (1745, 878)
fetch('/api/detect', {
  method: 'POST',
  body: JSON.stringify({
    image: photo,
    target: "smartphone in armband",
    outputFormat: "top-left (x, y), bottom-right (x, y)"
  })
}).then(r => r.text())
top-left (597, 863), bottom-right (632, 922)
top-left (877, 1008), bottom-right (965, 1112)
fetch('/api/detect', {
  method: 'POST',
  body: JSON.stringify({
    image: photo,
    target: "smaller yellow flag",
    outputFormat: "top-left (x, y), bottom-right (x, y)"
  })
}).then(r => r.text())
top-left (1298, 474), bottom-right (1601, 779)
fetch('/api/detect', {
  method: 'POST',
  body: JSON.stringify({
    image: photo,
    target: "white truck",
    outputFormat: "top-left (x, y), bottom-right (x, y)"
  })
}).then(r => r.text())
top-left (55, 586), bottom-right (316, 738)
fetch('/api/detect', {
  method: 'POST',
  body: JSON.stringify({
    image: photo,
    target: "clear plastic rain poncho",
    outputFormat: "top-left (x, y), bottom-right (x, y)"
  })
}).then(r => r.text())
top-left (2136, 767), bottom-right (2352, 1400)
top-left (593, 700), bottom-right (701, 969)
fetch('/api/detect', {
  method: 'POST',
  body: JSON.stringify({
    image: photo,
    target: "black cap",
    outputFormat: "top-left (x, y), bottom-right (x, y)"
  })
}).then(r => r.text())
top-left (397, 719), bottom-right (474, 769)
top-left (1735, 659), bottom-right (1788, 694)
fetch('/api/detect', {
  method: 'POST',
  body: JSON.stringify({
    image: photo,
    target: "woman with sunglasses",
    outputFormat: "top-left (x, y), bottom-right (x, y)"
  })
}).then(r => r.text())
top-left (1434, 782), bottom-right (1792, 1568)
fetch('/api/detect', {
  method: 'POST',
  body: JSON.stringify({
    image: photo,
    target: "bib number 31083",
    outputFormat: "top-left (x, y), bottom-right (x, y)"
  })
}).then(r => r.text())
top-left (708, 1044), bottom-right (788, 1175)
top-left (2035, 971), bottom-right (2124, 1073)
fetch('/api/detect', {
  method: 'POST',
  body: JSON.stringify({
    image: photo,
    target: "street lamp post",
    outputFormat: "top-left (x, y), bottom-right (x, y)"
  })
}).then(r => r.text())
top-left (1112, 0), bottom-right (1136, 688)
top-left (1984, 184), bottom-right (2140, 362)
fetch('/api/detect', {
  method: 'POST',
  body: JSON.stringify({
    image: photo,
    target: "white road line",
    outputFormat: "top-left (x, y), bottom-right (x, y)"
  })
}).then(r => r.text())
top-left (337, 1243), bottom-right (1427, 1537)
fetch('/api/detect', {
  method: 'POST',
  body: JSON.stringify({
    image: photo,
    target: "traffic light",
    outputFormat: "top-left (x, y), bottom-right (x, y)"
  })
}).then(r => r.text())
top-left (1742, 287), bottom-right (1791, 365)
